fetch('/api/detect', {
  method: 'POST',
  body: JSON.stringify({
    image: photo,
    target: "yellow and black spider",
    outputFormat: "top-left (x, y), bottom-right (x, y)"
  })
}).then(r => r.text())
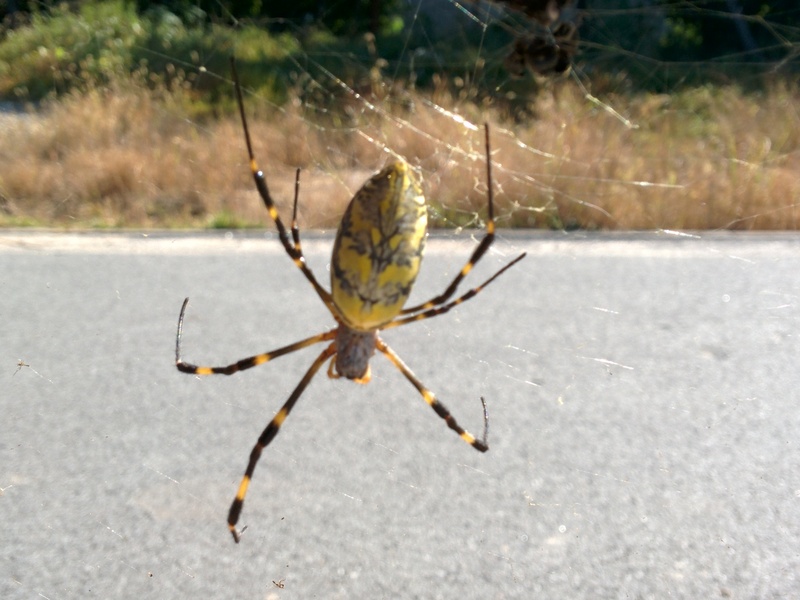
top-left (175, 58), bottom-right (526, 543)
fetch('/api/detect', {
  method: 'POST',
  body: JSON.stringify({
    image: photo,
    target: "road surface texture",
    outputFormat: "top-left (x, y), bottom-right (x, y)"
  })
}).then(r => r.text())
top-left (2, 230), bottom-right (799, 599)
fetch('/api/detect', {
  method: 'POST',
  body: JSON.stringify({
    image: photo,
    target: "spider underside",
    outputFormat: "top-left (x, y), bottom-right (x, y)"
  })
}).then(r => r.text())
top-left (175, 57), bottom-right (527, 543)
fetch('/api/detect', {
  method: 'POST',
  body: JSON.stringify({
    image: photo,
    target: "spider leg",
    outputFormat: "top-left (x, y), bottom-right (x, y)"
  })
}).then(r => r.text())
top-left (175, 297), bottom-right (336, 375)
top-left (401, 123), bottom-right (514, 314)
top-left (376, 337), bottom-right (488, 452)
top-left (382, 251), bottom-right (526, 332)
top-left (228, 342), bottom-right (337, 543)
top-left (290, 168), bottom-right (302, 252)
top-left (230, 57), bottom-right (335, 313)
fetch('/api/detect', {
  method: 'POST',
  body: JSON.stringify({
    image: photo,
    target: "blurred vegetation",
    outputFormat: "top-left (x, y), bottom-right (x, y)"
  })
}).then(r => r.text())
top-left (0, 1), bottom-right (798, 230)
top-left (1, 0), bottom-right (798, 106)
top-left (580, 0), bottom-right (800, 90)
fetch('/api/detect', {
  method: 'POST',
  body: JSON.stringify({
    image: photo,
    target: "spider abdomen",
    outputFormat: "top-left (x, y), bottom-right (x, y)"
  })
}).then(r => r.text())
top-left (331, 161), bottom-right (427, 331)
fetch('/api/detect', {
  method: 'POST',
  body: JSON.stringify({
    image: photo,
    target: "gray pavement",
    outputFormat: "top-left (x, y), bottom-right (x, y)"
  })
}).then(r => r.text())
top-left (2, 230), bottom-right (799, 599)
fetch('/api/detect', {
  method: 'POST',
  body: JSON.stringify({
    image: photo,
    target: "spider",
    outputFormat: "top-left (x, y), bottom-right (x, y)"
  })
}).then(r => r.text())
top-left (175, 58), bottom-right (527, 543)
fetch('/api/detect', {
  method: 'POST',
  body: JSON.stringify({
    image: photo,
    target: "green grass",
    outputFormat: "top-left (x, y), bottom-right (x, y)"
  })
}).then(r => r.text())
top-left (208, 210), bottom-right (264, 229)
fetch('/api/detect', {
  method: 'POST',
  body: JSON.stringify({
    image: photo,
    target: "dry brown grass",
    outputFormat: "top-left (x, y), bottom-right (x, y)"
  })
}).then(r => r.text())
top-left (1, 78), bottom-right (799, 230)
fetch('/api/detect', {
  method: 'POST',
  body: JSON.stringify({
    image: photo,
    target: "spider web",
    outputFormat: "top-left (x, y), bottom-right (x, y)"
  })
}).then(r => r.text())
top-left (188, 0), bottom-right (800, 235)
top-left (3, 2), bottom-right (800, 599)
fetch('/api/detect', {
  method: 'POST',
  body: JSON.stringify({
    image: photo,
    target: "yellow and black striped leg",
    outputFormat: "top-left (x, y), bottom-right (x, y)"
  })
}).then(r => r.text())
top-left (175, 297), bottom-right (336, 376)
top-left (383, 252), bottom-right (526, 332)
top-left (375, 338), bottom-right (489, 452)
top-left (290, 168), bottom-right (302, 252)
top-left (230, 57), bottom-right (335, 313)
top-left (228, 343), bottom-right (337, 543)
top-left (402, 124), bottom-right (506, 314)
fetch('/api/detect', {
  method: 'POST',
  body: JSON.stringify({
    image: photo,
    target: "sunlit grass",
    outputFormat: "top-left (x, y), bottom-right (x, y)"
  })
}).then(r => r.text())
top-left (2, 77), bottom-right (798, 230)
top-left (1, 2), bottom-right (798, 230)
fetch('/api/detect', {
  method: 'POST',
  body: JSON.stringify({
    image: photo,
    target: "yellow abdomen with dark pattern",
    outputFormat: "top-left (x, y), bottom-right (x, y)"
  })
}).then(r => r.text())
top-left (331, 161), bottom-right (427, 331)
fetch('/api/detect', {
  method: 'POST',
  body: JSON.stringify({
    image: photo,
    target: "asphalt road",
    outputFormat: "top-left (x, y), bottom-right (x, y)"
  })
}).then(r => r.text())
top-left (2, 230), bottom-right (799, 599)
